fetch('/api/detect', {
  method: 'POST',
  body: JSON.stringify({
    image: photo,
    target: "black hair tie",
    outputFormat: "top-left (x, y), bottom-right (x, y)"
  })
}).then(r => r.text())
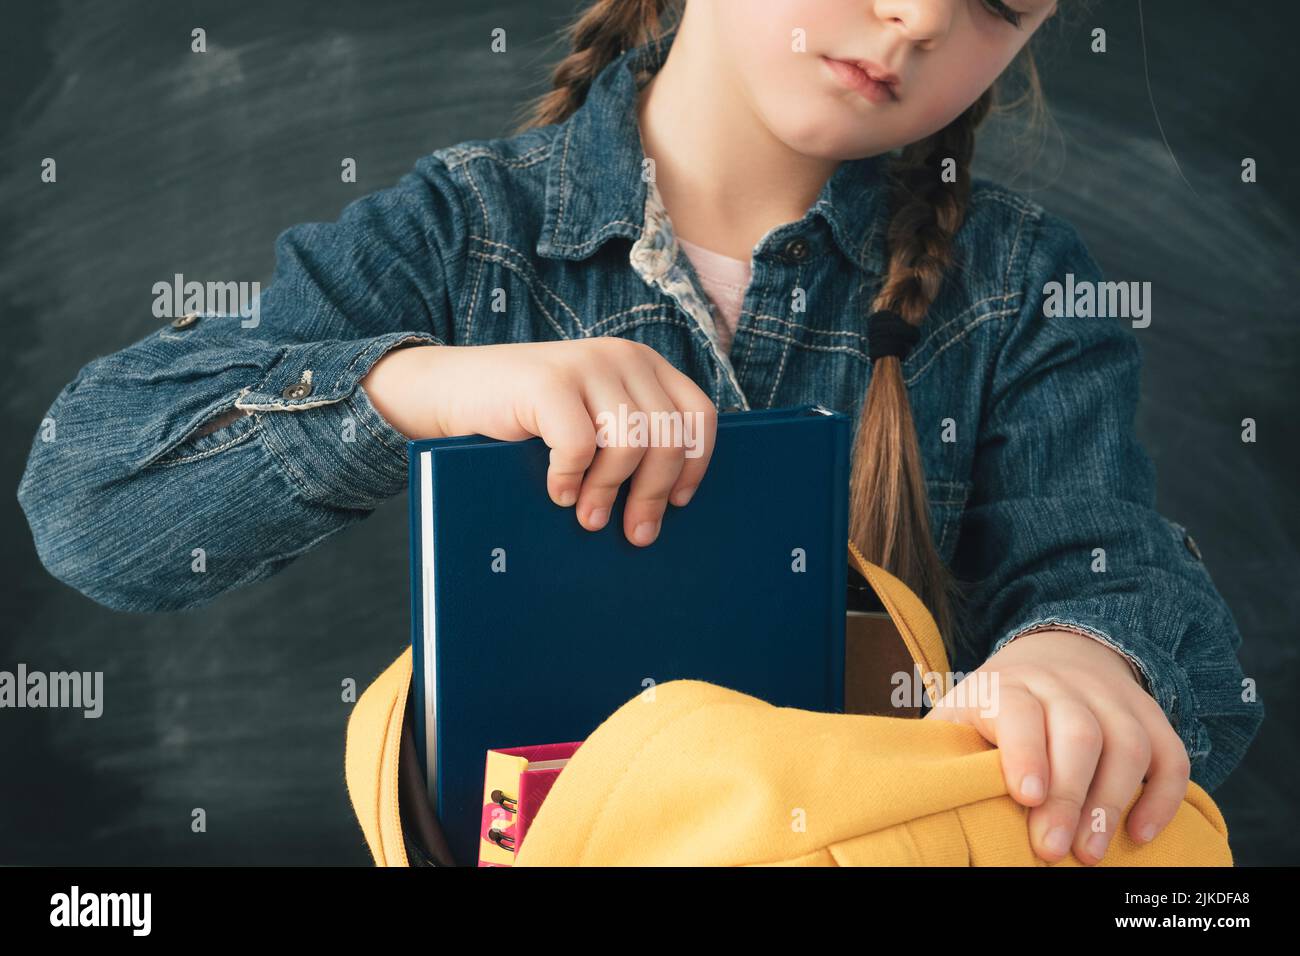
top-left (867, 309), bottom-right (921, 363)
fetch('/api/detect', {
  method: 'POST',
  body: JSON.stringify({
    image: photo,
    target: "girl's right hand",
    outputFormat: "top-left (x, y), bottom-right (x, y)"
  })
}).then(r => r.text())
top-left (361, 339), bottom-right (718, 547)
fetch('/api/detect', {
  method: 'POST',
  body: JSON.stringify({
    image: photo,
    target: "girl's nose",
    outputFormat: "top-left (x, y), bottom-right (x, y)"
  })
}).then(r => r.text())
top-left (872, 0), bottom-right (955, 48)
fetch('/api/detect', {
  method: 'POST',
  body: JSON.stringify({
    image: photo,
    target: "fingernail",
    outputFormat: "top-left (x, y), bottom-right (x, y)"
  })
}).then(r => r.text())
top-left (671, 486), bottom-right (696, 506)
top-left (557, 488), bottom-right (577, 507)
top-left (1020, 774), bottom-right (1044, 801)
top-left (1139, 822), bottom-right (1157, 843)
top-left (633, 520), bottom-right (660, 545)
top-left (1044, 827), bottom-right (1072, 856)
top-left (587, 507), bottom-right (609, 529)
top-left (1085, 832), bottom-right (1109, 860)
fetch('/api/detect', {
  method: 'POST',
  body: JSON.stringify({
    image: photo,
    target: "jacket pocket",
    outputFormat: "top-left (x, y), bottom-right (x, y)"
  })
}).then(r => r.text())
top-left (147, 404), bottom-right (262, 468)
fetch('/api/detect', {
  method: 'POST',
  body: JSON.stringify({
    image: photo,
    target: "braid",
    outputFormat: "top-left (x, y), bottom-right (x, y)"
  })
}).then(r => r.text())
top-left (878, 92), bottom-right (993, 318)
top-left (849, 89), bottom-right (994, 657)
top-left (514, 0), bottom-right (677, 132)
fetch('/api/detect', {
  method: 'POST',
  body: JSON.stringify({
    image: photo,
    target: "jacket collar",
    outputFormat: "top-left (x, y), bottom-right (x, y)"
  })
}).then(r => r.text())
top-left (536, 24), bottom-right (891, 275)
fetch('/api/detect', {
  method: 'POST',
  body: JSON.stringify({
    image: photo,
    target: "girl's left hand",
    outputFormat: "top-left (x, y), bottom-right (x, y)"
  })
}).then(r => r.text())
top-left (922, 629), bottom-right (1191, 865)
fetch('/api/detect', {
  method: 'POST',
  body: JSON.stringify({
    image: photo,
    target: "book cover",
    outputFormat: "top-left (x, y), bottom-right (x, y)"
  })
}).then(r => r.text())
top-left (410, 404), bottom-right (849, 864)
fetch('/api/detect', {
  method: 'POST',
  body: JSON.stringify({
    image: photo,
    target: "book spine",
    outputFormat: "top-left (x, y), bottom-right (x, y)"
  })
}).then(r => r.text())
top-left (408, 442), bottom-right (426, 777)
top-left (478, 751), bottom-right (528, 867)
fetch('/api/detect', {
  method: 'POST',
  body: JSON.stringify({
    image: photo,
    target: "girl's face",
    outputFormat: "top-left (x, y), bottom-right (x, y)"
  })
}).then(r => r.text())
top-left (699, 0), bottom-right (1058, 159)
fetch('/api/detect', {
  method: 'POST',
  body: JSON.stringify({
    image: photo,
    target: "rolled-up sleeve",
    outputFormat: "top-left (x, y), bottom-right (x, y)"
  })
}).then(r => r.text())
top-left (953, 210), bottom-right (1264, 794)
top-left (17, 153), bottom-right (468, 612)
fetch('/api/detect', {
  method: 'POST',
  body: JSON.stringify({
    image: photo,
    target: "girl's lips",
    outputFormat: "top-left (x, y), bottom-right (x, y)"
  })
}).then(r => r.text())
top-left (821, 56), bottom-right (898, 104)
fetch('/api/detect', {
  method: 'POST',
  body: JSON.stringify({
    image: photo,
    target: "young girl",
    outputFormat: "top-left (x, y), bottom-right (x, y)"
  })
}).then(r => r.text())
top-left (18, 0), bottom-right (1261, 866)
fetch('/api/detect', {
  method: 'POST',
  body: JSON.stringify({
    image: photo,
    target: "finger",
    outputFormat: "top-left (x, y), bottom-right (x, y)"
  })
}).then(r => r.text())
top-left (1026, 696), bottom-right (1104, 863)
top-left (928, 678), bottom-right (1050, 808)
top-left (576, 386), bottom-right (646, 532)
top-left (1125, 702), bottom-right (1192, 847)
top-left (989, 685), bottom-right (1051, 808)
top-left (619, 374), bottom-right (686, 547)
top-left (1072, 713), bottom-right (1152, 865)
top-left (532, 388), bottom-right (598, 508)
top-left (652, 361), bottom-right (717, 507)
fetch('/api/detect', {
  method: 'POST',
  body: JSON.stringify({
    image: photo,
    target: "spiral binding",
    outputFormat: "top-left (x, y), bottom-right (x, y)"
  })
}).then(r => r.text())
top-left (487, 789), bottom-right (519, 853)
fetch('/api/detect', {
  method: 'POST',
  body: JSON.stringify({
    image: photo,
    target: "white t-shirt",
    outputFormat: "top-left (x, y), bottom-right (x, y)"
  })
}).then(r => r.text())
top-left (675, 235), bottom-right (752, 355)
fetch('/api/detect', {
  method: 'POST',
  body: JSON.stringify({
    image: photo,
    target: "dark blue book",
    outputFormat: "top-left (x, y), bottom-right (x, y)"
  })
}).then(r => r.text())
top-left (409, 404), bottom-right (850, 865)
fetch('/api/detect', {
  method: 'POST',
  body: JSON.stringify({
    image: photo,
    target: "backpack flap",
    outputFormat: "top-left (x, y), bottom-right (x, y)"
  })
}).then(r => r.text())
top-left (514, 547), bottom-right (1232, 867)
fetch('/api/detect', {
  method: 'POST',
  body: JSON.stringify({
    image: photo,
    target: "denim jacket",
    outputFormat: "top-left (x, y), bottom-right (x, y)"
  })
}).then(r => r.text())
top-left (17, 27), bottom-right (1262, 791)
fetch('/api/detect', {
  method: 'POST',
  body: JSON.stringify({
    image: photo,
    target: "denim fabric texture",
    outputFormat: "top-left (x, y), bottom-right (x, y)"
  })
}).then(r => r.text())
top-left (17, 25), bottom-right (1263, 793)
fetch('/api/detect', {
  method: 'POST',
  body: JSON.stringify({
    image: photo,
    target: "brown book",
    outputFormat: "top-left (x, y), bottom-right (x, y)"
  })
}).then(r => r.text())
top-left (844, 611), bottom-right (922, 718)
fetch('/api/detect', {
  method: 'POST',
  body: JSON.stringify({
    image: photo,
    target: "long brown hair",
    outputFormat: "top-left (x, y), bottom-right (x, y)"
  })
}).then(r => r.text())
top-left (515, 0), bottom-right (1048, 655)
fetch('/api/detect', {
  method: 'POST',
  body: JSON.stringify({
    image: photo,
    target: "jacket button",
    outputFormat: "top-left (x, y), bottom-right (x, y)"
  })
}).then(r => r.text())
top-left (1183, 532), bottom-right (1202, 561)
top-left (783, 237), bottom-right (811, 262)
top-left (281, 382), bottom-right (313, 400)
top-left (170, 312), bottom-right (199, 329)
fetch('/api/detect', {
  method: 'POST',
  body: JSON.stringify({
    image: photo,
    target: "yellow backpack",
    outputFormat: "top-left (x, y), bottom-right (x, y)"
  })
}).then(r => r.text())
top-left (345, 544), bottom-right (1232, 866)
